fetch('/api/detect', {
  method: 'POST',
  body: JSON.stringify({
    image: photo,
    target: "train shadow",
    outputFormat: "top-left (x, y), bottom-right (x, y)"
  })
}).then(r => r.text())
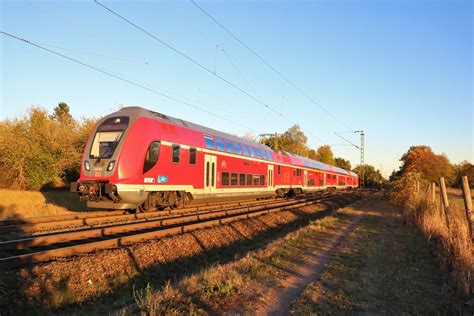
top-left (40, 187), bottom-right (91, 212)
top-left (7, 194), bottom-right (362, 314)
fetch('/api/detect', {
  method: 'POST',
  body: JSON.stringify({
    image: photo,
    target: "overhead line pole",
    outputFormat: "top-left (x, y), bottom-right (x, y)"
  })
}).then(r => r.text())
top-left (334, 130), bottom-right (365, 189)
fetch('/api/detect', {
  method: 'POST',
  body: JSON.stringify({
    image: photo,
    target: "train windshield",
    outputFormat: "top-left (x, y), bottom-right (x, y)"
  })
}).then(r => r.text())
top-left (90, 116), bottom-right (129, 159)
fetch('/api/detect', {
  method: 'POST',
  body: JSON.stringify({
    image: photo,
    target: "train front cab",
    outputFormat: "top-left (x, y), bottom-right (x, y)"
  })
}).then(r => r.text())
top-left (71, 114), bottom-right (142, 209)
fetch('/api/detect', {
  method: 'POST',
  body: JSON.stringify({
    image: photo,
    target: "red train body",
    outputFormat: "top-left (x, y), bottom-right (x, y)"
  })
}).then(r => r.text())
top-left (71, 107), bottom-right (358, 210)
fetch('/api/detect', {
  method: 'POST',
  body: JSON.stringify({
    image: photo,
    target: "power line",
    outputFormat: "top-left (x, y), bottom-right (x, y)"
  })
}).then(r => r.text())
top-left (94, 0), bottom-right (295, 126)
top-left (190, 0), bottom-right (353, 131)
top-left (0, 31), bottom-right (260, 134)
top-left (35, 41), bottom-right (154, 66)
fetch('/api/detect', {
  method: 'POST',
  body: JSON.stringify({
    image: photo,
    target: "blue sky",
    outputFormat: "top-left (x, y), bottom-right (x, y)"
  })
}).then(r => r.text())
top-left (1, 0), bottom-right (472, 177)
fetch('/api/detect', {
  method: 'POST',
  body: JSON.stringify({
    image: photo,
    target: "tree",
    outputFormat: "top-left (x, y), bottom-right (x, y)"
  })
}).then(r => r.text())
top-left (334, 157), bottom-right (351, 170)
top-left (398, 145), bottom-right (455, 184)
top-left (315, 145), bottom-right (335, 165)
top-left (0, 104), bottom-right (93, 190)
top-left (453, 161), bottom-right (474, 188)
top-left (353, 164), bottom-right (384, 187)
top-left (260, 125), bottom-right (309, 155)
top-left (50, 102), bottom-right (73, 125)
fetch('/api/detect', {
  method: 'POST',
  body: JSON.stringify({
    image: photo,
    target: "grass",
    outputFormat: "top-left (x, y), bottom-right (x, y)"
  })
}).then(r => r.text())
top-left (131, 195), bottom-right (468, 314)
top-left (408, 194), bottom-right (473, 297)
top-left (289, 197), bottom-right (462, 314)
top-left (0, 188), bottom-right (89, 219)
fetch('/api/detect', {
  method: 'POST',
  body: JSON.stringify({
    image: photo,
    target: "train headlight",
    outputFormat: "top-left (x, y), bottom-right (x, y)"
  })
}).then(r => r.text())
top-left (84, 160), bottom-right (90, 171)
top-left (107, 160), bottom-right (116, 171)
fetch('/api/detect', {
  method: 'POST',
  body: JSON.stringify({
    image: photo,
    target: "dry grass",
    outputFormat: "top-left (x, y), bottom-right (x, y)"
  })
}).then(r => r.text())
top-left (0, 189), bottom-right (88, 220)
top-left (289, 196), bottom-right (463, 314)
top-left (410, 197), bottom-right (474, 297)
top-left (388, 177), bottom-right (474, 298)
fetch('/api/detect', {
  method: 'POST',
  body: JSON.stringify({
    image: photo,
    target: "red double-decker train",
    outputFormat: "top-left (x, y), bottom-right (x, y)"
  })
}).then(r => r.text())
top-left (71, 106), bottom-right (358, 210)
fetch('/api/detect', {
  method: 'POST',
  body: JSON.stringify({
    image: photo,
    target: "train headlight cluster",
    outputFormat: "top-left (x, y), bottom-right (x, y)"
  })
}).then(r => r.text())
top-left (107, 160), bottom-right (116, 171)
top-left (84, 160), bottom-right (90, 171)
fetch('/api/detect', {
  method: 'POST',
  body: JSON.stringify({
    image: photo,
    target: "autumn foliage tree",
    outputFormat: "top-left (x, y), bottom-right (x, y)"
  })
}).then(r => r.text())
top-left (398, 146), bottom-right (455, 184)
top-left (0, 103), bottom-right (97, 190)
top-left (260, 125), bottom-right (352, 170)
top-left (315, 145), bottom-right (335, 165)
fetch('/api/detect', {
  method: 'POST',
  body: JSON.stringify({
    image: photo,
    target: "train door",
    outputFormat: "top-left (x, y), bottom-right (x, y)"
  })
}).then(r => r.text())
top-left (267, 165), bottom-right (274, 189)
top-left (204, 154), bottom-right (217, 195)
top-left (304, 170), bottom-right (308, 188)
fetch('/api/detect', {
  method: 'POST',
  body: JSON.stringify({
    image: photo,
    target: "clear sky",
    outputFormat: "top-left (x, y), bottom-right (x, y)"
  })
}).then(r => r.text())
top-left (1, 0), bottom-right (472, 177)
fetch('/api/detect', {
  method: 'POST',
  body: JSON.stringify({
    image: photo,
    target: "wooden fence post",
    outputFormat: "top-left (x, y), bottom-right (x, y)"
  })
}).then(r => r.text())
top-left (461, 176), bottom-right (473, 240)
top-left (430, 182), bottom-right (436, 203)
top-left (439, 177), bottom-right (451, 232)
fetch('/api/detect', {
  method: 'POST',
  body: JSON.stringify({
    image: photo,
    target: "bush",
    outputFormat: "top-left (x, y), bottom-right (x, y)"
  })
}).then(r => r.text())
top-left (386, 172), bottom-right (426, 209)
top-left (0, 106), bottom-right (96, 190)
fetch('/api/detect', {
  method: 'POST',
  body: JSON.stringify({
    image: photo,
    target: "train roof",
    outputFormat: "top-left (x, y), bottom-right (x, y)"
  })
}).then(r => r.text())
top-left (116, 106), bottom-right (357, 178)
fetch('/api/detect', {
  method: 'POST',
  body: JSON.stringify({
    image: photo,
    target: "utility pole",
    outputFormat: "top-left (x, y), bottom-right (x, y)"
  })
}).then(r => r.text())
top-left (359, 130), bottom-right (365, 189)
top-left (333, 130), bottom-right (366, 189)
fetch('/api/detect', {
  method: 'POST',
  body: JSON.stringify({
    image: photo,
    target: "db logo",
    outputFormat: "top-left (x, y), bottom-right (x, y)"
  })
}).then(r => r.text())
top-left (221, 160), bottom-right (227, 169)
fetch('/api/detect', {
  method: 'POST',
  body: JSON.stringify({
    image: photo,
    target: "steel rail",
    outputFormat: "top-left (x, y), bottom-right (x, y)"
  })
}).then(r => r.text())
top-left (0, 193), bottom-right (356, 269)
top-left (0, 195), bottom-right (326, 251)
top-left (0, 197), bottom-right (264, 227)
top-left (0, 197), bottom-right (281, 233)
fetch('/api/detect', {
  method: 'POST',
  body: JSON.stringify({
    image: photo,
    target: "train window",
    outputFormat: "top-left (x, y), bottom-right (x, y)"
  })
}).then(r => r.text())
top-left (239, 174), bottom-right (246, 185)
top-left (189, 147), bottom-right (197, 165)
top-left (231, 173), bottom-right (238, 185)
top-left (246, 174), bottom-right (253, 186)
top-left (248, 146), bottom-right (256, 157)
top-left (215, 137), bottom-right (225, 151)
top-left (241, 144), bottom-right (249, 156)
top-left (206, 162), bottom-right (210, 186)
top-left (267, 151), bottom-right (273, 161)
top-left (143, 141), bottom-right (161, 173)
top-left (255, 148), bottom-right (263, 158)
top-left (260, 175), bottom-right (265, 185)
top-left (90, 116), bottom-right (129, 159)
top-left (308, 179), bottom-right (314, 186)
top-left (224, 140), bottom-right (234, 153)
top-left (253, 175), bottom-right (260, 186)
top-left (234, 143), bottom-right (242, 155)
top-left (222, 172), bottom-right (230, 186)
top-left (278, 165), bottom-right (281, 175)
top-left (204, 135), bottom-right (215, 149)
top-left (261, 150), bottom-right (267, 160)
top-left (172, 144), bottom-right (180, 163)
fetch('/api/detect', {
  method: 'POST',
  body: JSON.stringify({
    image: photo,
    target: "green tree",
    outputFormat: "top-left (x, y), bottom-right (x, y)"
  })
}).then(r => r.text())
top-left (260, 125), bottom-right (309, 155)
top-left (0, 104), bottom-right (91, 190)
top-left (50, 102), bottom-right (73, 125)
top-left (453, 161), bottom-right (474, 188)
top-left (334, 157), bottom-right (351, 170)
top-left (316, 145), bottom-right (335, 165)
top-left (353, 164), bottom-right (384, 187)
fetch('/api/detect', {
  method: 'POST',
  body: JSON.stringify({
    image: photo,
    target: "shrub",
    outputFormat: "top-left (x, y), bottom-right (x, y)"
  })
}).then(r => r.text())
top-left (0, 106), bottom-right (97, 190)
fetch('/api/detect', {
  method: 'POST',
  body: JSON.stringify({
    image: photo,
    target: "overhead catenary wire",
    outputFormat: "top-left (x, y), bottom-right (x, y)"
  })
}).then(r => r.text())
top-left (94, 0), bottom-right (298, 127)
top-left (0, 31), bottom-right (260, 134)
top-left (190, 0), bottom-right (353, 131)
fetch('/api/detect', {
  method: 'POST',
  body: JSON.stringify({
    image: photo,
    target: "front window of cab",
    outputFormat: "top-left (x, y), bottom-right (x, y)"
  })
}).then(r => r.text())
top-left (90, 116), bottom-right (129, 159)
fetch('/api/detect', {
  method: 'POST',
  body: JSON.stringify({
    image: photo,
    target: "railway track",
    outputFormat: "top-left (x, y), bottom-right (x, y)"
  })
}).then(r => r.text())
top-left (0, 191), bottom-right (358, 269)
top-left (0, 197), bottom-right (284, 234)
